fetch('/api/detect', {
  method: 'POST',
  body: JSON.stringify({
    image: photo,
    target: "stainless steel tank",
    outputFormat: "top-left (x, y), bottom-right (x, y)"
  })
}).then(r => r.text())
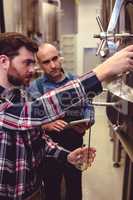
top-left (3, 0), bottom-right (59, 44)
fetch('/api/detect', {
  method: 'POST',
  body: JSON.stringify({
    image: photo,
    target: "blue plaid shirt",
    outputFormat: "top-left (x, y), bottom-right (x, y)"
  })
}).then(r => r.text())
top-left (28, 72), bottom-right (95, 123)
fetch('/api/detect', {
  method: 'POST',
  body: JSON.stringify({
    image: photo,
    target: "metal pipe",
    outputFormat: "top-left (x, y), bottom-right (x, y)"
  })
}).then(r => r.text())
top-left (92, 101), bottom-right (118, 107)
top-left (50, 0), bottom-right (61, 10)
top-left (96, 16), bottom-right (104, 32)
top-left (94, 32), bottom-right (133, 40)
top-left (102, 88), bottom-right (108, 92)
top-left (49, 0), bottom-right (62, 42)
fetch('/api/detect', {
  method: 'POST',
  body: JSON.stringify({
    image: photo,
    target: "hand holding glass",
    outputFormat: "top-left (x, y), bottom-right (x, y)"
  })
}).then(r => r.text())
top-left (67, 146), bottom-right (96, 171)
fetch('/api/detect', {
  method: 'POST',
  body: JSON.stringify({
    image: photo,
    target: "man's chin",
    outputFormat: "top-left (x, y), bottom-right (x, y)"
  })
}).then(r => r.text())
top-left (50, 72), bottom-right (61, 78)
top-left (8, 78), bottom-right (22, 86)
top-left (23, 82), bottom-right (30, 86)
top-left (8, 76), bottom-right (30, 87)
top-left (24, 77), bottom-right (32, 85)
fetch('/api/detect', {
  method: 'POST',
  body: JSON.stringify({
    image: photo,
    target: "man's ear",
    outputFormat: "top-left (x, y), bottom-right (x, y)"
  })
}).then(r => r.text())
top-left (59, 56), bottom-right (64, 63)
top-left (0, 55), bottom-right (10, 70)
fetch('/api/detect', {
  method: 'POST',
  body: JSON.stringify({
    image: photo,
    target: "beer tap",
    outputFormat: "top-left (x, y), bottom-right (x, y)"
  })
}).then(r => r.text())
top-left (93, 0), bottom-right (133, 57)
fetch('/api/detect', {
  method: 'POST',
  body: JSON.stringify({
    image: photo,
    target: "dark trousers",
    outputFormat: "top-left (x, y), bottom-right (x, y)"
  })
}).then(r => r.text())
top-left (43, 158), bottom-right (82, 200)
top-left (24, 187), bottom-right (43, 200)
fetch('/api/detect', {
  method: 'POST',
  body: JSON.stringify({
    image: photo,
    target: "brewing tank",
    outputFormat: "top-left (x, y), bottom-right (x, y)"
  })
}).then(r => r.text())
top-left (3, 0), bottom-right (59, 44)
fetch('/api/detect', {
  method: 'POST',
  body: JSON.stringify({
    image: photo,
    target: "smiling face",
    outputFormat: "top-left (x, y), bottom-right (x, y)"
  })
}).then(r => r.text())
top-left (7, 46), bottom-right (36, 86)
top-left (37, 44), bottom-right (63, 82)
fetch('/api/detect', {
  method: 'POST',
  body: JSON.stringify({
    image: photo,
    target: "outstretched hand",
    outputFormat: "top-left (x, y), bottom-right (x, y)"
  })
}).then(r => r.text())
top-left (67, 146), bottom-right (96, 171)
top-left (93, 45), bottom-right (133, 82)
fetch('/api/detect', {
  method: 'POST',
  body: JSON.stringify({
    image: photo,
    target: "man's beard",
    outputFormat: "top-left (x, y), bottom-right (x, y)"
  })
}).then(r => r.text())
top-left (7, 62), bottom-right (33, 87)
top-left (7, 74), bottom-right (23, 86)
top-left (7, 62), bottom-right (23, 86)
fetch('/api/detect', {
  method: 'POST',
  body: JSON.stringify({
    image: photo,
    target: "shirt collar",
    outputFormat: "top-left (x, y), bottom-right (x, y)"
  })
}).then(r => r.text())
top-left (0, 85), bottom-right (6, 95)
top-left (42, 73), bottom-right (69, 84)
top-left (0, 85), bottom-right (22, 101)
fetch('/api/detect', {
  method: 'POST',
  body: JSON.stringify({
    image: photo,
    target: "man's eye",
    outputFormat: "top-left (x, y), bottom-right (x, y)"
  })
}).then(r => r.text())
top-left (42, 56), bottom-right (59, 65)
top-left (24, 60), bottom-right (35, 65)
top-left (52, 56), bottom-right (58, 62)
top-left (42, 60), bottom-right (50, 65)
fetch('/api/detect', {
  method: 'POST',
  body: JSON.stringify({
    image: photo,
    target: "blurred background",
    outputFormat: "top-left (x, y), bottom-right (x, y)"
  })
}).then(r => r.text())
top-left (1, 1), bottom-right (133, 200)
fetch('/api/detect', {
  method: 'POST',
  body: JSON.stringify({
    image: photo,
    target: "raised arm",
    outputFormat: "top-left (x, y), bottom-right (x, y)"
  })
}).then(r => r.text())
top-left (1, 45), bottom-right (133, 131)
top-left (1, 71), bottom-right (100, 130)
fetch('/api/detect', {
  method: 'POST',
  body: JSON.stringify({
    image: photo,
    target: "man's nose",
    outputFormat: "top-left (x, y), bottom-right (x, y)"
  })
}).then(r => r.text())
top-left (28, 64), bottom-right (36, 74)
top-left (50, 60), bottom-right (56, 68)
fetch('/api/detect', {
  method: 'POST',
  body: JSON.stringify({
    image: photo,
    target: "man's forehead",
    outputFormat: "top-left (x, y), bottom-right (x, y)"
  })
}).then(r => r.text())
top-left (37, 45), bottom-right (58, 58)
top-left (38, 54), bottom-right (55, 64)
top-left (17, 47), bottom-right (35, 59)
top-left (18, 46), bottom-right (34, 55)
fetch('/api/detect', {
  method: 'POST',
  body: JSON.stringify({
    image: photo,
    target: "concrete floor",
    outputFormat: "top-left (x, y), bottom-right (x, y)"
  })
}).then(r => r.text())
top-left (82, 96), bottom-right (125, 200)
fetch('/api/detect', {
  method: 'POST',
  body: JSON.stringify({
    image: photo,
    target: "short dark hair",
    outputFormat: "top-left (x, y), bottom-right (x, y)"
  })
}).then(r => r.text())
top-left (0, 32), bottom-right (38, 58)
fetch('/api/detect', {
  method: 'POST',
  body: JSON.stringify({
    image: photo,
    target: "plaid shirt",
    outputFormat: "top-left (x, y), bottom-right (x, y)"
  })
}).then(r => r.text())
top-left (0, 71), bottom-right (102, 199)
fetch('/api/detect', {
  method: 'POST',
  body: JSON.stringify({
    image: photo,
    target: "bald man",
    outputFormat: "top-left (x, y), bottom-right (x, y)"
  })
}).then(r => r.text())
top-left (28, 43), bottom-right (95, 200)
